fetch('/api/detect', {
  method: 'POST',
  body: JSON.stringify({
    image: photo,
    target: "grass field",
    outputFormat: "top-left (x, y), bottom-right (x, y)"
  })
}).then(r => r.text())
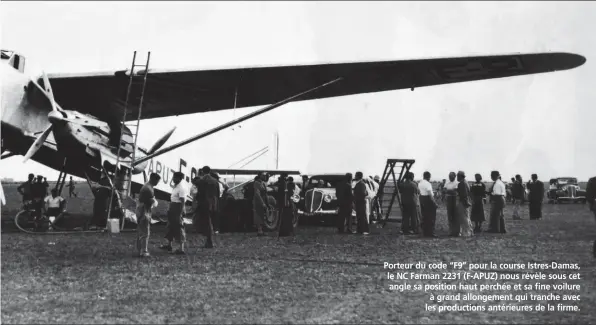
top-left (1, 183), bottom-right (596, 324)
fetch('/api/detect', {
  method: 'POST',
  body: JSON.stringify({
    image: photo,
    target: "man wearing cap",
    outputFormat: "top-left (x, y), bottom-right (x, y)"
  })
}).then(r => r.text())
top-left (527, 174), bottom-right (544, 220)
top-left (418, 171), bottom-right (438, 237)
top-left (160, 171), bottom-right (188, 254)
top-left (196, 166), bottom-right (220, 248)
top-left (136, 172), bottom-right (160, 257)
top-left (456, 171), bottom-right (473, 237)
top-left (487, 171), bottom-right (507, 234)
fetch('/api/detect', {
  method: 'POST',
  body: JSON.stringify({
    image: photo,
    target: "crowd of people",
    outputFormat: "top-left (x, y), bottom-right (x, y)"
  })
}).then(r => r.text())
top-left (15, 173), bottom-right (67, 230)
top-left (12, 168), bottom-right (596, 258)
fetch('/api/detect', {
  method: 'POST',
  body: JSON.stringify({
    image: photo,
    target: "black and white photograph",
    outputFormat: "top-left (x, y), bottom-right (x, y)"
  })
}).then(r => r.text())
top-left (1, 1), bottom-right (595, 324)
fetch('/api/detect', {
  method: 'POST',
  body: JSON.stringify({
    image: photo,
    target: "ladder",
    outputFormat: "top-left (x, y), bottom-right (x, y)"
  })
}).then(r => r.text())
top-left (106, 51), bottom-right (151, 227)
top-left (377, 158), bottom-right (415, 227)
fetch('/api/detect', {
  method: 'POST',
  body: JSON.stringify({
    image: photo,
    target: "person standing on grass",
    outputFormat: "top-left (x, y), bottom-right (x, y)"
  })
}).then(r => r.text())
top-left (336, 173), bottom-right (354, 234)
top-left (470, 173), bottom-right (486, 233)
top-left (136, 173), bottom-right (160, 257)
top-left (418, 171), bottom-right (438, 238)
top-left (456, 171), bottom-right (473, 237)
top-left (444, 172), bottom-right (459, 236)
top-left (527, 174), bottom-right (544, 220)
top-left (253, 172), bottom-right (269, 236)
top-left (353, 171), bottom-right (370, 235)
top-left (17, 173), bottom-right (35, 207)
top-left (399, 172), bottom-right (420, 235)
top-left (511, 175), bottom-right (524, 220)
top-left (67, 176), bottom-right (77, 198)
top-left (487, 171), bottom-right (507, 234)
top-left (160, 172), bottom-right (188, 255)
top-left (195, 166), bottom-right (220, 248)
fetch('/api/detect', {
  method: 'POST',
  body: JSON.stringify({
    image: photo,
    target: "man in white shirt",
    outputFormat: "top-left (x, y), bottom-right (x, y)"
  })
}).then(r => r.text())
top-left (161, 172), bottom-right (188, 254)
top-left (419, 171), bottom-right (438, 237)
top-left (487, 170), bottom-right (507, 234)
top-left (44, 189), bottom-right (66, 217)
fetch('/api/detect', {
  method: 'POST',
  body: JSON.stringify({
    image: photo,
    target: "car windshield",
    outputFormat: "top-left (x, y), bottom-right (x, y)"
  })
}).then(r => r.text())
top-left (557, 178), bottom-right (577, 185)
top-left (308, 176), bottom-right (344, 188)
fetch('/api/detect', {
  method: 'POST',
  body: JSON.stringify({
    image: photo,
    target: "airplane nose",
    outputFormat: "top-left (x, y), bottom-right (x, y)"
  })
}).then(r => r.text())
top-left (48, 110), bottom-right (64, 124)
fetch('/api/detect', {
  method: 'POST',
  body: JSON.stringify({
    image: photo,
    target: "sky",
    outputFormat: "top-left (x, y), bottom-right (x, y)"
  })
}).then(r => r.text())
top-left (1, 1), bottom-right (595, 182)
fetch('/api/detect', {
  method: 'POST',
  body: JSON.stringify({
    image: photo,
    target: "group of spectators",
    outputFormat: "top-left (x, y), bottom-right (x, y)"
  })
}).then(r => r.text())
top-left (16, 173), bottom-right (67, 230)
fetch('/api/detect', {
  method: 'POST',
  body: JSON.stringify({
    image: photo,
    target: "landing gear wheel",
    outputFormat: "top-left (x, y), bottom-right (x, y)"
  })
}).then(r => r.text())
top-left (263, 195), bottom-right (279, 232)
top-left (15, 209), bottom-right (44, 233)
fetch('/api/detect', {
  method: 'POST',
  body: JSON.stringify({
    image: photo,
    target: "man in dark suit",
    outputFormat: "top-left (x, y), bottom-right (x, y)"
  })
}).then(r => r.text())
top-left (353, 172), bottom-right (369, 235)
top-left (195, 166), bottom-right (220, 248)
top-left (399, 172), bottom-right (420, 235)
top-left (527, 174), bottom-right (545, 220)
top-left (336, 173), bottom-right (354, 234)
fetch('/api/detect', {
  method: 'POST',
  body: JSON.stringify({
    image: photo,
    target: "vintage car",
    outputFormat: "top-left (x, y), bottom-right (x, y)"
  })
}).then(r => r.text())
top-left (548, 177), bottom-right (586, 204)
top-left (297, 174), bottom-right (381, 224)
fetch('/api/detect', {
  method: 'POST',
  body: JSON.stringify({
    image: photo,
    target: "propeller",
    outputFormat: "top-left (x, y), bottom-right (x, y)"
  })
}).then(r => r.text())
top-left (148, 127), bottom-right (176, 154)
top-left (23, 71), bottom-right (61, 163)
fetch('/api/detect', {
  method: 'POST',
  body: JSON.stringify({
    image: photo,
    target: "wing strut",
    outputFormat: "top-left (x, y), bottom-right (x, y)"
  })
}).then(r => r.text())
top-left (133, 77), bottom-right (343, 167)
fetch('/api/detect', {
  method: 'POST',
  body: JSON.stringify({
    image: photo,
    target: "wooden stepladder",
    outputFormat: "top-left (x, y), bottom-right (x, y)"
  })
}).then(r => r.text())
top-left (377, 159), bottom-right (415, 228)
top-left (106, 51), bottom-right (151, 228)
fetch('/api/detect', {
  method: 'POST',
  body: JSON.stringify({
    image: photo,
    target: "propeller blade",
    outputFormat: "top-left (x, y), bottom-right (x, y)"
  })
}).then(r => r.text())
top-left (148, 127), bottom-right (176, 154)
top-left (42, 71), bottom-right (58, 112)
top-left (23, 125), bottom-right (53, 163)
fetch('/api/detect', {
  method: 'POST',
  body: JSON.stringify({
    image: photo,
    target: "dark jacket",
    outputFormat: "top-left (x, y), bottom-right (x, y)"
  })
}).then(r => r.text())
top-left (353, 180), bottom-right (368, 203)
top-left (336, 181), bottom-right (354, 207)
top-left (399, 180), bottom-right (419, 207)
top-left (511, 181), bottom-right (525, 200)
top-left (527, 180), bottom-right (545, 201)
top-left (457, 180), bottom-right (471, 208)
top-left (196, 174), bottom-right (220, 212)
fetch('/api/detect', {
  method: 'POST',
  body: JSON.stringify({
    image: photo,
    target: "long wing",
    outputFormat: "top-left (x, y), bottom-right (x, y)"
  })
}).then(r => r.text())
top-left (46, 52), bottom-right (585, 122)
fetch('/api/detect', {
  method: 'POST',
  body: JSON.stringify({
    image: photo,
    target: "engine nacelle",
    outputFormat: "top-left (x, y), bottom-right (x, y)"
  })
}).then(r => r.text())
top-left (132, 149), bottom-right (149, 174)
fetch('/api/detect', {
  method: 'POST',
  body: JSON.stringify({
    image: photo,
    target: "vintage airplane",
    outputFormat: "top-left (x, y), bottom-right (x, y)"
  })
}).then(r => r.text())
top-left (0, 49), bottom-right (586, 229)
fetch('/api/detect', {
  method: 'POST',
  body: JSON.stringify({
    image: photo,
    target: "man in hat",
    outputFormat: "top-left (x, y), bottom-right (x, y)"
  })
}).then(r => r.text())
top-left (527, 174), bottom-right (544, 220)
top-left (418, 171), bottom-right (438, 237)
top-left (196, 166), bottom-right (220, 248)
top-left (160, 171), bottom-right (188, 254)
top-left (487, 171), bottom-right (507, 234)
top-left (136, 172), bottom-right (160, 257)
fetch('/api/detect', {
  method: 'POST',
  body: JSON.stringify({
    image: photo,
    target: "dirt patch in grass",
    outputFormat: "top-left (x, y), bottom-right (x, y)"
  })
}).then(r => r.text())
top-left (2, 200), bottom-right (596, 324)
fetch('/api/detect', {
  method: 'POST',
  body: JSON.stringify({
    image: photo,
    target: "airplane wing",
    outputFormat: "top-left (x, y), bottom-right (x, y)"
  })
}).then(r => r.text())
top-left (45, 52), bottom-right (585, 122)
